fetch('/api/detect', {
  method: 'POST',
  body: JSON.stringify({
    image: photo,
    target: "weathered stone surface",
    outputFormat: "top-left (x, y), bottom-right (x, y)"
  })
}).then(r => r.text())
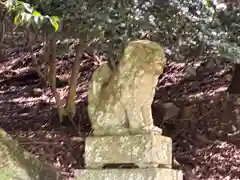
top-left (85, 133), bottom-right (172, 168)
top-left (88, 40), bottom-right (167, 136)
top-left (0, 128), bottom-right (62, 180)
top-left (75, 168), bottom-right (183, 180)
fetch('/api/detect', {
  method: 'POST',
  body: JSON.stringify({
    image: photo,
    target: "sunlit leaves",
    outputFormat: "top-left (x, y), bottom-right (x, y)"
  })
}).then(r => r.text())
top-left (4, 0), bottom-right (60, 32)
top-left (32, 10), bottom-right (41, 16)
top-left (49, 16), bottom-right (60, 32)
top-left (4, 0), bottom-right (240, 63)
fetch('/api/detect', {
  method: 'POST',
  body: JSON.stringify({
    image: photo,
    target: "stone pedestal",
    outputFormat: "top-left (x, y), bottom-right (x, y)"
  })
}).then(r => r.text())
top-left (85, 133), bottom-right (172, 168)
top-left (76, 133), bottom-right (183, 180)
top-left (76, 168), bottom-right (183, 180)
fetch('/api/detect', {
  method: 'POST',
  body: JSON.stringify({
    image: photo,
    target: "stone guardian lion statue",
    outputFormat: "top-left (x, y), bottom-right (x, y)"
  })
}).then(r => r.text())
top-left (88, 40), bottom-right (166, 136)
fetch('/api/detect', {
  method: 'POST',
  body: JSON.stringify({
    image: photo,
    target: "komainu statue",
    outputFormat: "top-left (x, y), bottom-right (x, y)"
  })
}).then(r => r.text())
top-left (88, 40), bottom-right (167, 136)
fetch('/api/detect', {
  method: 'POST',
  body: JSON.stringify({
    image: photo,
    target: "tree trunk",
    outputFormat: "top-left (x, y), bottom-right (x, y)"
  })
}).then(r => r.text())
top-left (65, 44), bottom-right (83, 120)
top-left (48, 38), bottom-right (66, 122)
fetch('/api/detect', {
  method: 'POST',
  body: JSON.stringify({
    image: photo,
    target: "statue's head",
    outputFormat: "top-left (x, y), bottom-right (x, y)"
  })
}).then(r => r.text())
top-left (120, 40), bottom-right (167, 75)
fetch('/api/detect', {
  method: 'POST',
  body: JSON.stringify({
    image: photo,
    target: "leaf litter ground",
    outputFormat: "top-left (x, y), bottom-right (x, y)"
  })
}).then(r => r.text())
top-left (0, 48), bottom-right (240, 180)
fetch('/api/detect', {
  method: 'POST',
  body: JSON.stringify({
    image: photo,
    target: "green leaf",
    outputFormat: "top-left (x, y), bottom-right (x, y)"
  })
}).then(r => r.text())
top-left (22, 2), bottom-right (33, 13)
top-left (23, 12), bottom-right (31, 23)
top-left (16, 1), bottom-right (25, 5)
top-left (50, 16), bottom-right (60, 32)
top-left (34, 15), bottom-right (39, 25)
top-left (33, 10), bottom-right (41, 16)
top-left (202, 0), bottom-right (214, 10)
top-left (38, 15), bottom-right (44, 24)
top-left (14, 13), bottom-right (23, 25)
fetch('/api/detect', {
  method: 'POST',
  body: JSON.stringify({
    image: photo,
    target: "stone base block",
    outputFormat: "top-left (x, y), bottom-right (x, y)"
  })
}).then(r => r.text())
top-left (75, 168), bottom-right (183, 180)
top-left (85, 133), bottom-right (172, 168)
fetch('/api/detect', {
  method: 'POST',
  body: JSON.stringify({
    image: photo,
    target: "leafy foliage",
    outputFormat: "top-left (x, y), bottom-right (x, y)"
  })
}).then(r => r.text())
top-left (3, 0), bottom-right (60, 32)
top-left (19, 0), bottom-right (239, 65)
top-left (1, 0), bottom-right (240, 64)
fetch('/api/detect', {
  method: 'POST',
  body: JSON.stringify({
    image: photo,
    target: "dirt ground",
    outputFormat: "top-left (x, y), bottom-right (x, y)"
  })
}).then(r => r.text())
top-left (0, 46), bottom-right (240, 180)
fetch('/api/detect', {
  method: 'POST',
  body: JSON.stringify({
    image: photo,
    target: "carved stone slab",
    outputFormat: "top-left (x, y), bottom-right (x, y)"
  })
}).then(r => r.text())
top-left (75, 168), bottom-right (183, 180)
top-left (85, 133), bottom-right (172, 168)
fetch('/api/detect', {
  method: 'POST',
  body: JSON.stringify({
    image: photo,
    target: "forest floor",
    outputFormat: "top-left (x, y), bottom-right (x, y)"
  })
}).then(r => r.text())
top-left (0, 43), bottom-right (240, 180)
